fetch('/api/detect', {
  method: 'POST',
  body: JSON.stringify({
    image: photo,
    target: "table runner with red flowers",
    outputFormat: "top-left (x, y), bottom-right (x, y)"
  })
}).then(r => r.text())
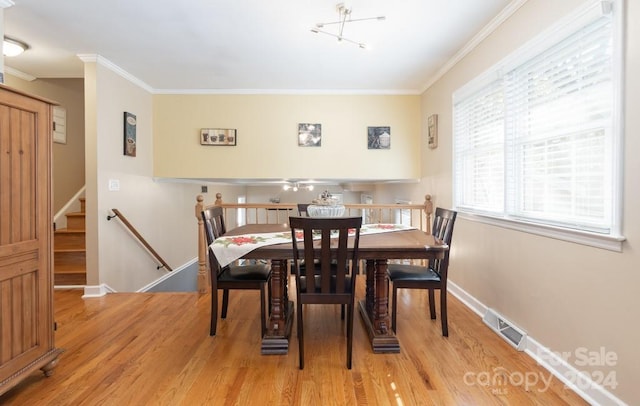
top-left (210, 223), bottom-right (415, 268)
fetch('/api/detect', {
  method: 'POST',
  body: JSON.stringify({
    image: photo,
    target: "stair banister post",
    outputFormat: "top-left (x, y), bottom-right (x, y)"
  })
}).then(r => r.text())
top-left (424, 194), bottom-right (433, 235)
top-left (196, 194), bottom-right (208, 293)
top-left (214, 193), bottom-right (225, 228)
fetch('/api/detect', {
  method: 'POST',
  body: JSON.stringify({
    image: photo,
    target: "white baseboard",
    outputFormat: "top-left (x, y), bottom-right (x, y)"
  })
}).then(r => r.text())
top-left (54, 285), bottom-right (85, 290)
top-left (447, 279), bottom-right (487, 318)
top-left (82, 284), bottom-right (115, 298)
top-left (447, 280), bottom-right (627, 406)
top-left (137, 258), bottom-right (198, 292)
top-left (525, 336), bottom-right (626, 406)
top-left (54, 186), bottom-right (86, 226)
top-left (58, 258), bottom-right (197, 297)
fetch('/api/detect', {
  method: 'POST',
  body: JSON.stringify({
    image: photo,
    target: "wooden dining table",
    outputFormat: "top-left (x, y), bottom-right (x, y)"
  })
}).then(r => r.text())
top-left (218, 223), bottom-right (449, 355)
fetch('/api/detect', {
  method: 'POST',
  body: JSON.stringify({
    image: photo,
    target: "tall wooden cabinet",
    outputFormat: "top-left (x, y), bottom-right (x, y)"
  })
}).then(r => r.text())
top-left (0, 84), bottom-right (62, 395)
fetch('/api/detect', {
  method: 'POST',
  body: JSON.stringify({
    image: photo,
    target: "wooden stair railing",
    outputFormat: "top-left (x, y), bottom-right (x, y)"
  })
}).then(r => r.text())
top-left (107, 208), bottom-right (173, 272)
top-left (195, 193), bottom-right (434, 293)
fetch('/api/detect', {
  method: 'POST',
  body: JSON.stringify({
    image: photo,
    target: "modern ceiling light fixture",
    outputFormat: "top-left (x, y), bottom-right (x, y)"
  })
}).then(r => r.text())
top-left (311, 2), bottom-right (385, 49)
top-left (3, 36), bottom-right (29, 57)
top-left (283, 182), bottom-right (314, 192)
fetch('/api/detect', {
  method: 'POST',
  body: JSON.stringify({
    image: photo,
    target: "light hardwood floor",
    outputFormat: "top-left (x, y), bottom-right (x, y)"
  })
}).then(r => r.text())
top-left (0, 278), bottom-right (587, 405)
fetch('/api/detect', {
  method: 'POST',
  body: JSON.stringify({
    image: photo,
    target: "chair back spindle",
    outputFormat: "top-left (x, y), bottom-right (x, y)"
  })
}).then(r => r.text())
top-left (297, 203), bottom-right (310, 217)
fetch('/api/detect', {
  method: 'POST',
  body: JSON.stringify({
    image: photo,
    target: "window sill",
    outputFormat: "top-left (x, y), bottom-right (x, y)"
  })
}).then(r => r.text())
top-left (458, 212), bottom-right (626, 252)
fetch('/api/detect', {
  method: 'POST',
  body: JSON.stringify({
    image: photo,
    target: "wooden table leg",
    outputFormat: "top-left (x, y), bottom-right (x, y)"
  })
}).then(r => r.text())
top-left (365, 259), bottom-right (375, 315)
top-left (358, 259), bottom-right (400, 353)
top-left (261, 259), bottom-right (294, 354)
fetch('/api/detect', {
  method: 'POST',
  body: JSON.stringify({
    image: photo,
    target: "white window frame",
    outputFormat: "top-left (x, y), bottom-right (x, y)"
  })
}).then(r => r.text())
top-left (452, 0), bottom-right (625, 251)
top-left (237, 195), bottom-right (246, 226)
top-left (393, 199), bottom-right (412, 226)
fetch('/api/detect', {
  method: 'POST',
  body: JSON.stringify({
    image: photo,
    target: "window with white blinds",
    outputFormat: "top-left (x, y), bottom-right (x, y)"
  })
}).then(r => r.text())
top-left (453, 0), bottom-right (622, 243)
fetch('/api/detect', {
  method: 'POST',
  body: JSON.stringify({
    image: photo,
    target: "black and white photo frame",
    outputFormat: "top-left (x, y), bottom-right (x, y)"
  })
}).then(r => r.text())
top-left (367, 126), bottom-right (390, 149)
top-left (298, 123), bottom-right (322, 147)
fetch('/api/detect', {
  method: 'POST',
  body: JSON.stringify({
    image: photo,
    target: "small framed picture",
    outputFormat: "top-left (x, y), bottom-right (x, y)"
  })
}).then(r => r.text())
top-left (201, 128), bottom-right (237, 146)
top-left (367, 126), bottom-right (390, 149)
top-left (124, 112), bottom-right (137, 157)
top-left (298, 123), bottom-right (321, 147)
top-left (428, 114), bottom-right (438, 149)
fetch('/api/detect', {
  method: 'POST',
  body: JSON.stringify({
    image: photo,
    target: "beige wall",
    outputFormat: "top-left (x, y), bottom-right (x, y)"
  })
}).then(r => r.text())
top-left (153, 94), bottom-right (421, 181)
top-left (418, 0), bottom-right (639, 404)
top-left (4, 75), bottom-right (85, 213)
top-left (84, 61), bottom-right (220, 291)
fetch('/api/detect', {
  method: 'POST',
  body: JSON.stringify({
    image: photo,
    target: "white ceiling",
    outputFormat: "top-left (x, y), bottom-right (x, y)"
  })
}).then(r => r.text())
top-left (4, 0), bottom-right (513, 93)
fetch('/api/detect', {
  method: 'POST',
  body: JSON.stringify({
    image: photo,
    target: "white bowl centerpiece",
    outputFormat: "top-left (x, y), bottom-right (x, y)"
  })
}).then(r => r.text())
top-left (306, 190), bottom-right (345, 217)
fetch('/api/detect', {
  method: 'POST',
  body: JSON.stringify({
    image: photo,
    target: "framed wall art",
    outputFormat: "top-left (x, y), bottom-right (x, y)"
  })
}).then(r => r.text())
top-left (367, 126), bottom-right (390, 149)
top-left (298, 123), bottom-right (321, 147)
top-left (124, 112), bottom-right (137, 157)
top-left (200, 128), bottom-right (237, 146)
top-left (428, 114), bottom-right (438, 149)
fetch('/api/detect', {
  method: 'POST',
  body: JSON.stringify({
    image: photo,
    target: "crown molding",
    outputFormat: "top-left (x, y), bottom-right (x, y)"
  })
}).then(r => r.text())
top-left (155, 88), bottom-right (421, 96)
top-left (4, 66), bottom-right (36, 81)
top-left (74, 54), bottom-right (413, 95)
top-left (0, 0), bottom-right (15, 9)
top-left (420, 0), bottom-right (529, 93)
top-left (77, 53), bottom-right (154, 93)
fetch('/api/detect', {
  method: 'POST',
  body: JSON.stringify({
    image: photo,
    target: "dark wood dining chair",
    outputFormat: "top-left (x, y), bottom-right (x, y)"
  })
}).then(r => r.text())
top-left (297, 203), bottom-right (310, 216)
top-left (294, 203), bottom-right (346, 315)
top-left (202, 206), bottom-right (271, 337)
top-left (386, 207), bottom-right (457, 337)
top-left (289, 216), bottom-right (362, 369)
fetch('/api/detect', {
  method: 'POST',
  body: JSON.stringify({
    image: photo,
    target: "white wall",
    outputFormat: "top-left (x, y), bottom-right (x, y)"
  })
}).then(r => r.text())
top-left (413, 0), bottom-right (639, 404)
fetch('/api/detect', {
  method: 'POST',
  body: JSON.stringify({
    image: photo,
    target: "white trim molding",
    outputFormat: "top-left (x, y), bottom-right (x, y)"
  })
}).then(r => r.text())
top-left (137, 258), bottom-right (197, 292)
top-left (3, 66), bottom-right (36, 81)
top-left (54, 185), bottom-right (86, 225)
top-left (82, 284), bottom-right (115, 298)
top-left (460, 212), bottom-right (626, 252)
top-left (420, 0), bottom-right (529, 92)
top-left (77, 54), bottom-right (154, 93)
top-left (525, 337), bottom-right (627, 406)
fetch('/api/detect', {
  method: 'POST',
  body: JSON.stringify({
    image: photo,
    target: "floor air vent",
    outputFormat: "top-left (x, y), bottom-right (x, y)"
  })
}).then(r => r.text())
top-left (482, 309), bottom-right (527, 351)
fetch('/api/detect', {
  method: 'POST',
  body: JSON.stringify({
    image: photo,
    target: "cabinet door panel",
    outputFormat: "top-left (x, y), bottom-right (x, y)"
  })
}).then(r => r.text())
top-left (0, 85), bottom-right (59, 395)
